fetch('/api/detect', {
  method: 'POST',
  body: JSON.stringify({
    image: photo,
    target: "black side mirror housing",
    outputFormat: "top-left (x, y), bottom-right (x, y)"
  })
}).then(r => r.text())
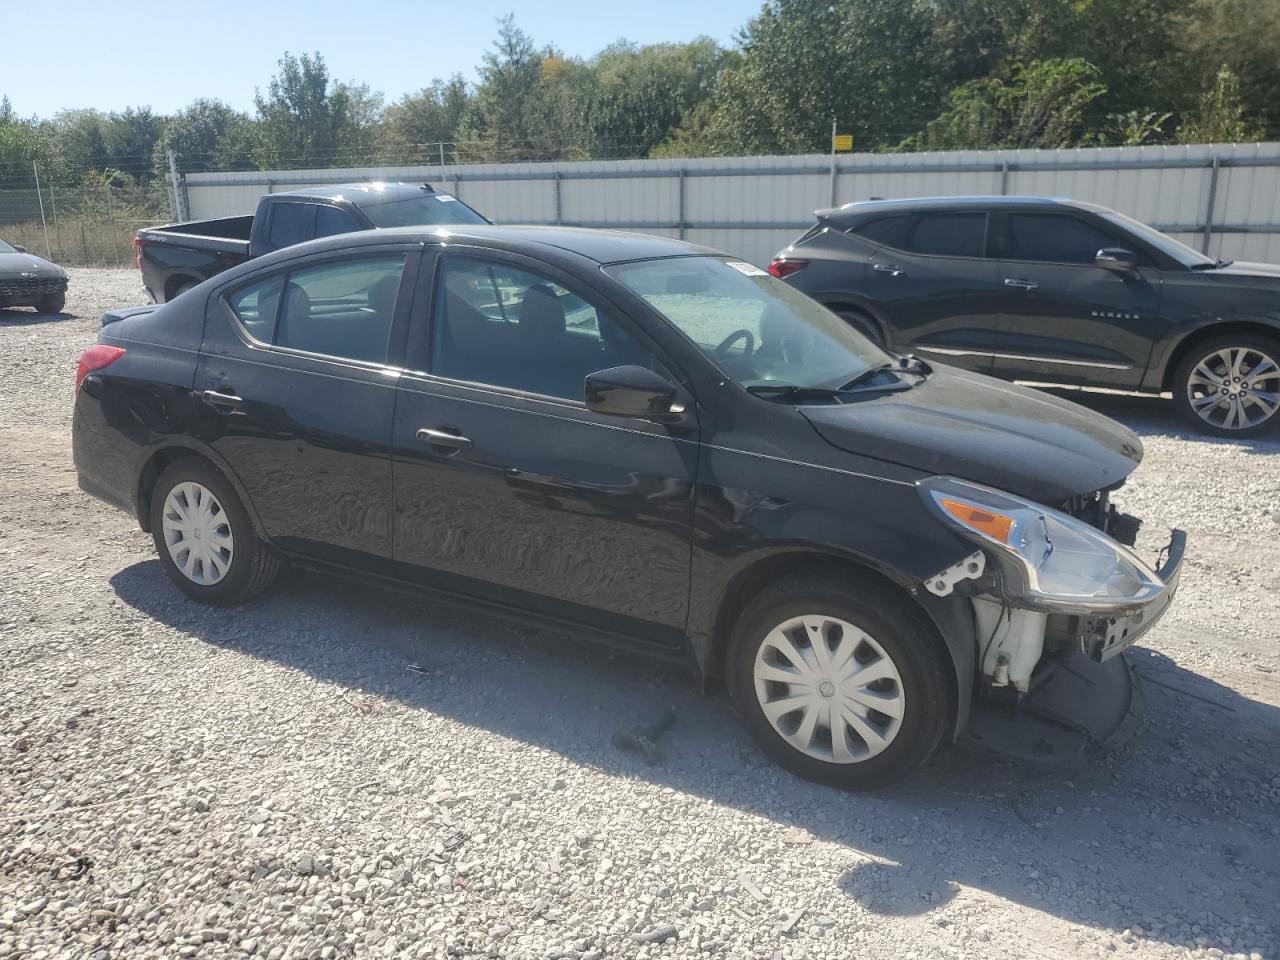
top-left (585, 365), bottom-right (685, 424)
top-left (1096, 247), bottom-right (1138, 272)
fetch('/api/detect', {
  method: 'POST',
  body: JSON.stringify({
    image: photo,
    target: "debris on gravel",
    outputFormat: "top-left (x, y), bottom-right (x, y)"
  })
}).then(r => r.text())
top-left (1, 269), bottom-right (1277, 959)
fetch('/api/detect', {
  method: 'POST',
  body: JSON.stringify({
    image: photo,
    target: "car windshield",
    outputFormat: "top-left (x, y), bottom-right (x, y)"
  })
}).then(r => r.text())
top-left (0, 238), bottom-right (16, 253)
top-left (607, 256), bottom-right (888, 390)
top-left (1091, 208), bottom-right (1216, 268)
top-left (361, 194), bottom-right (488, 228)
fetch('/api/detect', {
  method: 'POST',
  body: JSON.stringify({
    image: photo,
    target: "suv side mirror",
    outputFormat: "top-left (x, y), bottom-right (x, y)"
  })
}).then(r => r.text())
top-left (1096, 247), bottom-right (1138, 272)
top-left (13, 244), bottom-right (26, 253)
top-left (585, 365), bottom-right (685, 424)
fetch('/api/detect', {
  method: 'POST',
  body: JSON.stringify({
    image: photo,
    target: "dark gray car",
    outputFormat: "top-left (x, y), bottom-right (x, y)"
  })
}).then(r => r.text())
top-left (0, 238), bottom-right (68, 314)
top-left (771, 197), bottom-right (1280, 437)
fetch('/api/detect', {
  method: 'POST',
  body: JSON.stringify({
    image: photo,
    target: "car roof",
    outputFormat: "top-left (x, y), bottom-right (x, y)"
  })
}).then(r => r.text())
top-left (273, 182), bottom-right (447, 206)
top-left (818, 195), bottom-right (1085, 221)
top-left (223, 224), bottom-right (720, 284)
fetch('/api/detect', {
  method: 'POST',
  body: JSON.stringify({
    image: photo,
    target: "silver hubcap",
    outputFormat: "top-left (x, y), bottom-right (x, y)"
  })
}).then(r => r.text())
top-left (162, 481), bottom-right (234, 586)
top-left (753, 615), bottom-right (906, 764)
top-left (1187, 346), bottom-right (1280, 430)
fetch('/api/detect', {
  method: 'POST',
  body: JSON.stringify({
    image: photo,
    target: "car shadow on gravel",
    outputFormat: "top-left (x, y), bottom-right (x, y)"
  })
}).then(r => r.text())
top-left (0, 307), bottom-right (78, 325)
top-left (1034, 385), bottom-right (1280, 454)
top-left (110, 560), bottom-right (1280, 954)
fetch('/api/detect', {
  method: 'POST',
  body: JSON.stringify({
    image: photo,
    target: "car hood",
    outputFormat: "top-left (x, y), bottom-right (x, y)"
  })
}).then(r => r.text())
top-left (800, 365), bottom-right (1143, 503)
top-left (1210, 260), bottom-right (1280, 280)
top-left (0, 251), bottom-right (65, 278)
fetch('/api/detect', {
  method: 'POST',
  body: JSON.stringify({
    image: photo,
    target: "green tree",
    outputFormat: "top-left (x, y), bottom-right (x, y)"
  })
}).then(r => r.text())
top-left (1180, 0), bottom-right (1280, 132)
top-left (682, 0), bottom-right (943, 155)
top-left (1178, 66), bottom-right (1264, 142)
top-left (152, 98), bottom-right (255, 177)
top-left (382, 76), bottom-right (471, 162)
top-left (100, 107), bottom-right (164, 180)
top-left (906, 58), bottom-right (1108, 150)
top-left (252, 52), bottom-right (362, 168)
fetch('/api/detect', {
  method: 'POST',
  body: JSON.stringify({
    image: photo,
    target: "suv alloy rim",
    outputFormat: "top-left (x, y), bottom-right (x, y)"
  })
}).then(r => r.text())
top-left (753, 615), bottom-right (905, 764)
top-left (161, 481), bottom-right (235, 585)
top-left (1186, 346), bottom-right (1280, 430)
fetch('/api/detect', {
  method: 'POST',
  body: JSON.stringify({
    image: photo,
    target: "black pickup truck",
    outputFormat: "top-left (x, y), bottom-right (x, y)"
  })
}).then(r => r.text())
top-left (135, 182), bottom-right (487, 303)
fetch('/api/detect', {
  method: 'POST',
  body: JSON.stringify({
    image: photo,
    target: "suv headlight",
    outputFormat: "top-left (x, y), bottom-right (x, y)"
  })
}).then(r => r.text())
top-left (918, 476), bottom-right (1165, 614)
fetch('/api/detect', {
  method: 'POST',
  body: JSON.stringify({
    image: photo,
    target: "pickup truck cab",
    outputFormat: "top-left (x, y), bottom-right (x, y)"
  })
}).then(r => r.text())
top-left (135, 182), bottom-right (487, 303)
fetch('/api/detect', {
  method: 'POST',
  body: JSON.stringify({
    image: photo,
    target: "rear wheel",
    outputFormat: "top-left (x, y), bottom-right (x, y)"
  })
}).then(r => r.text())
top-left (1173, 334), bottom-right (1280, 436)
top-left (37, 292), bottom-right (65, 315)
top-left (728, 573), bottom-right (951, 789)
top-left (149, 458), bottom-right (282, 604)
top-left (835, 308), bottom-right (885, 348)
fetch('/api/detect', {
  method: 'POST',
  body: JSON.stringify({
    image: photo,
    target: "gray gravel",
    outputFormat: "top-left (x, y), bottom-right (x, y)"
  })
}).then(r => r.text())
top-left (1, 268), bottom-right (1277, 960)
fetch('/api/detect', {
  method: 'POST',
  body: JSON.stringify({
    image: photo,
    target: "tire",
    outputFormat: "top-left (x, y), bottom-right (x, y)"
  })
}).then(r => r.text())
top-left (149, 458), bottom-right (282, 605)
top-left (170, 281), bottom-right (198, 302)
top-left (38, 292), bottom-right (65, 315)
top-left (728, 573), bottom-right (951, 789)
top-left (1172, 333), bottom-right (1280, 437)
top-left (835, 308), bottom-right (886, 348)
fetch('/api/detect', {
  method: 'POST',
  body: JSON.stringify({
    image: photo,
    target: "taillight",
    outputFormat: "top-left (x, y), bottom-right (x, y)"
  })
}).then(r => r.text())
top-left (76, 345), bottom-right (126, 393)
top-left (133, 236), bottom-right (143, 271)
top-left (768, 258), bottom-right (808, 279)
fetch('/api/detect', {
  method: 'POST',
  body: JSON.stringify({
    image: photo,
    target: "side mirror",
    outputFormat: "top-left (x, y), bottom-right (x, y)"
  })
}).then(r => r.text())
top-left (1096, 247), bottom-right (1138, 272)
top-left (13, 244), bottom-right (26, 253)
top-left (585, 365), bottom-right (685, 424)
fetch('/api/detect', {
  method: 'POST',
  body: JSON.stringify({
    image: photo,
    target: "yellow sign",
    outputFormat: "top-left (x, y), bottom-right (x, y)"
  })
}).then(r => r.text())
top-left (833, 133), bottom-right (854, 152)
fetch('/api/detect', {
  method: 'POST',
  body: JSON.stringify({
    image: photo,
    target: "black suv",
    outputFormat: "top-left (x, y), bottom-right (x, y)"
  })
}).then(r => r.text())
top-left (771, 197), bottom-right (1280, 436)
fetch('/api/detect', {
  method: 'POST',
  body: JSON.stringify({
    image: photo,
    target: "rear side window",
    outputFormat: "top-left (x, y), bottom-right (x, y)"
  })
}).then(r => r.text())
top-left (226, 276), bottom-right (283, 342)
top-left (851, 215), bottom-right (909, 247)
top-left (314, 205), bottom-right (362, 239)
top-left (1004, 213), bottom-right (1138, 265)
top-left (903, 213), bottom-right (987, 258)
top-left (266, 203), bottom-right (315, 250)
top-left (276, 255), bottom-right (407, 364)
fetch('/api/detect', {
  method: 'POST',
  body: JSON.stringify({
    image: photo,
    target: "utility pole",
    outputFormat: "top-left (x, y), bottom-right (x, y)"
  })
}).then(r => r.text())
top-left (829, 118), bottom-right (838, 207)
top-left (168, 149), bottom-right (188, 220)
top-left (32, 162), bottom-right (51, 258)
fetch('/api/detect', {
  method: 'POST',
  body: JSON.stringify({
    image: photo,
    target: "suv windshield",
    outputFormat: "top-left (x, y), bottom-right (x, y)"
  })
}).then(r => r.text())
top-left (608, 257), bottom-right (888, 390)
top-left (1090, 207), bottom-right (1215, 268)
top-left (361, 194), bottom-right (488, 228)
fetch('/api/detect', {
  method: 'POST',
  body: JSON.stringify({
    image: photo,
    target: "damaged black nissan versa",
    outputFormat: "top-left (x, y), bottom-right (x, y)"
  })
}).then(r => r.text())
top-left (72, 226), bottom-right (1185, 788)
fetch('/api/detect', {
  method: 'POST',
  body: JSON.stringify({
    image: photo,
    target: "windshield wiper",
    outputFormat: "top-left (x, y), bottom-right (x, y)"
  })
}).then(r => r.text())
top-left (745, 384), bottom-right (848, 400)
top-left (837, 355), bottom-right (931, 391)
top-left (1189, 259), bottom-right (1233, 270)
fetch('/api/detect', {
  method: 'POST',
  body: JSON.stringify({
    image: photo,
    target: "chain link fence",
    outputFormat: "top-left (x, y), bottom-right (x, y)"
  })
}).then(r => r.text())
top-left (0, 173), bottom-right (171, 268)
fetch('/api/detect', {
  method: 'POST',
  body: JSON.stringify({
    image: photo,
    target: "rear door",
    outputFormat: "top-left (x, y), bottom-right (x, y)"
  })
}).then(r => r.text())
top-left (193, 245), bottom-right (417, 567)
top-left (861, 210), bottom-right (1002, 373)
top-left (991, 211), bottom-right (1163, 387)
top-left (388, 248), bottom-right (699, 646)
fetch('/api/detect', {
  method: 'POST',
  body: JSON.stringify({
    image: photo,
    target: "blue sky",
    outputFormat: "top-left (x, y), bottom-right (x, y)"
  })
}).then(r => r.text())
top-left (2, 0), bottom-right (760, 118)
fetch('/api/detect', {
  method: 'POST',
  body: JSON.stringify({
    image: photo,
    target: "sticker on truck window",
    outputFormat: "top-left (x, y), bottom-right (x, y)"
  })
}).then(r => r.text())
top-left (436, 195), bottom-right (458, 202)
top-left (726, 260), bottom-right (767, 276)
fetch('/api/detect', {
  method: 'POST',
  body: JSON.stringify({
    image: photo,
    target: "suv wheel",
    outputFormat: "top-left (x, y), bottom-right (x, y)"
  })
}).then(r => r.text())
top-left (1173, 334), bottom-right (1280, 436)
top-left (149, 458), bottom-right (282, 604)
top-left (728, 574), bottom-right (950, 789)
top-left (835, 309), bottom-right (885, 348)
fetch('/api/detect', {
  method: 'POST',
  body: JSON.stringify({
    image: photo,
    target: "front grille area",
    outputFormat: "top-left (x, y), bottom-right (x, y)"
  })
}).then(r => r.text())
top-left (0, 276), bottom-right (68, 300)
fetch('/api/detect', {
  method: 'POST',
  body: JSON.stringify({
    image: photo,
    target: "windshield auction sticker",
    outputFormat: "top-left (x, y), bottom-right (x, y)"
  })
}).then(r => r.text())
top-left (727, 260), bottom-right (768, 276)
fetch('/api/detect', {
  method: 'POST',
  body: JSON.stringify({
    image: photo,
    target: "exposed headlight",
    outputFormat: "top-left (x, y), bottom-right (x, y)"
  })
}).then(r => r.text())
top-left (918, 476), bottom-right (1165, 614)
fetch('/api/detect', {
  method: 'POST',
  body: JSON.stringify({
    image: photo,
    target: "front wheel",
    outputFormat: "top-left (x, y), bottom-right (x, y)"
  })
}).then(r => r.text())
top-left (1173, 334), bottom-right (1280, 436)
top-left (149, 458), bottom-right (282, 604)
top-left (38, 292), bottom-right (65, 315)
top-left (835, 309), bottom-right (885, 348)
top-left (728, 574), bottom-right (951, 789)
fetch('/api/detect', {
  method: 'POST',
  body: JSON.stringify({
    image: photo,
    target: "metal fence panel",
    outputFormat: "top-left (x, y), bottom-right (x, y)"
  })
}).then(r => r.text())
top-left (181, 143), bottom-right (1280, 266)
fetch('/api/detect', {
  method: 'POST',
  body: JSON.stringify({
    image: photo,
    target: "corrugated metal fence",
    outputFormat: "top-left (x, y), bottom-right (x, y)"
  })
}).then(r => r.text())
top-left (179, 143), bottom-right (1280, 267)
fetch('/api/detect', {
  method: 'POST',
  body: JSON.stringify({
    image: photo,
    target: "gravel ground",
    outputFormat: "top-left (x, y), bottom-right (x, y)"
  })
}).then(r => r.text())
top-left (1, 268), bottom-right (1277, 960)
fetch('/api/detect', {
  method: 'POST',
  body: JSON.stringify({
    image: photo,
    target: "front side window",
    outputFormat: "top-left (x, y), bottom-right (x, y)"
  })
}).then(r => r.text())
top-left (275, 255), bottom-right (406, 364)
top-left (607, 257), bottom-right (887, 391)
top-left (266, 203), bottom-right (315, 250)
top-left (1005, 214), bottom-right (1132, 265)
top-left (431, 256), bottom-right (656, 401)
top-left (903, 213), bottom-right (988, 258)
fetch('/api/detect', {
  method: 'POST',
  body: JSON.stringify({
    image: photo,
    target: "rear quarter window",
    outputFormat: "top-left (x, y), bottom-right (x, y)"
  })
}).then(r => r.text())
top-left (849, 215), bottom-right (910, 248)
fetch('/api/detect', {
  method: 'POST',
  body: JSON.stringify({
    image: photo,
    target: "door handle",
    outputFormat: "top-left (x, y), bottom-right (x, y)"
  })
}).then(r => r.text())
top-left (416, 427), bottom-right (472, 451)
top-left (873, 263), bottom-right (905, 276)
top-left (200, 388), bottom-right (244, 410)
top-left (1004, 278), bottom-right (1038, 290)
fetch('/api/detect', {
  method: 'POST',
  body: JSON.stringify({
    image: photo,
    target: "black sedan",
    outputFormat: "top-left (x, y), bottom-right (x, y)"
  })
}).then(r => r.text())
top-left (771, 196), bottom-right (1280, 437)
top-left (0, 238), bottom-right (68, 314)
top-left (73, 225), bottom-right (1184, 788)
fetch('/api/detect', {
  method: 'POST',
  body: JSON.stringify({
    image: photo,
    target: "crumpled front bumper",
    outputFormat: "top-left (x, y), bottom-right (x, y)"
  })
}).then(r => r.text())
top-left (958, 528), bottom-right (1185, 765)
